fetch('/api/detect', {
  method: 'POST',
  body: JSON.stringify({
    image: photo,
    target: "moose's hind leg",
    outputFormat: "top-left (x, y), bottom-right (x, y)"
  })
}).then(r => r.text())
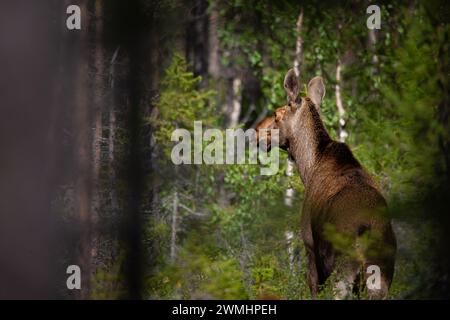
top-left (363, 258), bottom-right (395, 299)
top-left (305, 247), bottom-right (320, 298)
top-left (332, 257), bottom-right (361, 300)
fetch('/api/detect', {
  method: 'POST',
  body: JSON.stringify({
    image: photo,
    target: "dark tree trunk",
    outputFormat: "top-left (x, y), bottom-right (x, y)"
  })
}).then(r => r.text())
top-left (208, 5), bottom-right (220, 79)
top-left (186, 0), bottom-right (209, 85)
top-left (73, 0), bottom-right (92, 299)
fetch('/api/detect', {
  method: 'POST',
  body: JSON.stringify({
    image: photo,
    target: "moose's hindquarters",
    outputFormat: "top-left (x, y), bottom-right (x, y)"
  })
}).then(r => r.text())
top-left (312, 183), bottom-right (397, 299)
top-left (362, 219), bottom-right (397, 299)
top-left (328, 220), bottom-right (396, 300)
top-left (341, 218), bottom-right (396, 299)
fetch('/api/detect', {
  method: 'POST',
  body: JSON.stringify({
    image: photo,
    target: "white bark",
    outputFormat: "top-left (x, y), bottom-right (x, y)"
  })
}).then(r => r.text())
top-left (335, 59), bottom-right (348, 142)
top-left (284, 160), bottom-right (295, 207)
top-left (228, 77), bottom-right (242, 127)
top-left (285, 231), bottom-right (295, 271)
top-left (293, 8), bottom-right (304, 78)
top-left (285, 8), bottom-right (304, 207)
top-left (368, 28), bottom-right (379, 72)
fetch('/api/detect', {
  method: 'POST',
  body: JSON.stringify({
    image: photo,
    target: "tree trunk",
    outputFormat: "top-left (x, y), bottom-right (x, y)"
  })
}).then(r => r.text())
top-left (293, 8), bottom-right (304, 77)
top-left (108, 47), bottom-right (119, 217)
top-left (284, 161), bottom-right (295, 207)
top-left (90, 0), bottom-right (104, 268)
top-left (108, 101), bottom-right (118, 215)
top-left (73, 0), bottom-right (92, 299)
top-left (335, 58), bottom-right (347, 142)
top-left (285, 8), bottom-right (304, 208)
top-left (186, 0), bottom-right (209, 85)
top-left (285, 231), bottom-right (296, 271)
top-left (170, 190), bottom-right (178, 263)
top-left (227, 77), bottom-right (242, 127)
top-left (368, 29), bottom-right (379, 74)
top-left (207, 5), bottom-right (220, 79)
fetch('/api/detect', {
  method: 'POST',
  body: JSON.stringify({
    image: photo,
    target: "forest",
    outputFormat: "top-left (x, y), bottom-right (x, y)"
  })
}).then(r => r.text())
top-left (0, 0), bottom-right (449, 300)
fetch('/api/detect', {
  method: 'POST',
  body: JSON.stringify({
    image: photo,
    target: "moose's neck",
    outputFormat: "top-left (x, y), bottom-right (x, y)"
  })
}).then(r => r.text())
top-left (289, 103), bottom-right (332, 188)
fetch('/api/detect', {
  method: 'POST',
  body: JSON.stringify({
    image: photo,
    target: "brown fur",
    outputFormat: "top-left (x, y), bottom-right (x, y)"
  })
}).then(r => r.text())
top-left (261, 70), bottom-right (396, 299)
top-left (255, 107), bottom-right (285, 149)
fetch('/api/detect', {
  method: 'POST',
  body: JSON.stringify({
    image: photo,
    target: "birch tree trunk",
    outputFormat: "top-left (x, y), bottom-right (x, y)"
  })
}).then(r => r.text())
top-left (284, 161), bottom-right (295, 207)
top-left (285, 231), bottom-right (295, 271)
top-left (335, 58), bottom-right (348, 142)
top-left (293, 8), bottom-right (304, 78)
top-left (285, 8), bottom-right (304, 208)
top-left (226, 77), bottom-right (242, 127)
top-left (368, 28), bottom-right (379, 75)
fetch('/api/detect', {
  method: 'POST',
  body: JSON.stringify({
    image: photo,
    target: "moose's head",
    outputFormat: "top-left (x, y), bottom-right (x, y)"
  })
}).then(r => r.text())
top-left (257, 69), bottom-right (325, 152)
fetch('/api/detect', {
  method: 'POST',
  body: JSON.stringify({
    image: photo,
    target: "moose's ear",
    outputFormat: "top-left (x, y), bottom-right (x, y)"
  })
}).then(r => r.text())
top-left (284, 69), bottom-right (299, 104)
top-left (307, 76), bottom-right (326, 108)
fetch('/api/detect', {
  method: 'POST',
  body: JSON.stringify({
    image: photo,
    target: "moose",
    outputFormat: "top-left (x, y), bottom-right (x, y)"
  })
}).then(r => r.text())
top-left (257, 69), bottom-right (396, 299)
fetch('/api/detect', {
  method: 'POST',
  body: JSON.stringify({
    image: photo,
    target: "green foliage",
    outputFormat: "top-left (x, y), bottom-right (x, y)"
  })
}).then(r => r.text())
top-left (146, 232), bottom-right (248, 299)
top-left (349, 5), bottom-right (449, 298)
top-left (200, 258), bottom-right (248, 299)
top-left (91, 251), bottom-right (127, 299)
top-left (149, 54), bottom-right (216, 157)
